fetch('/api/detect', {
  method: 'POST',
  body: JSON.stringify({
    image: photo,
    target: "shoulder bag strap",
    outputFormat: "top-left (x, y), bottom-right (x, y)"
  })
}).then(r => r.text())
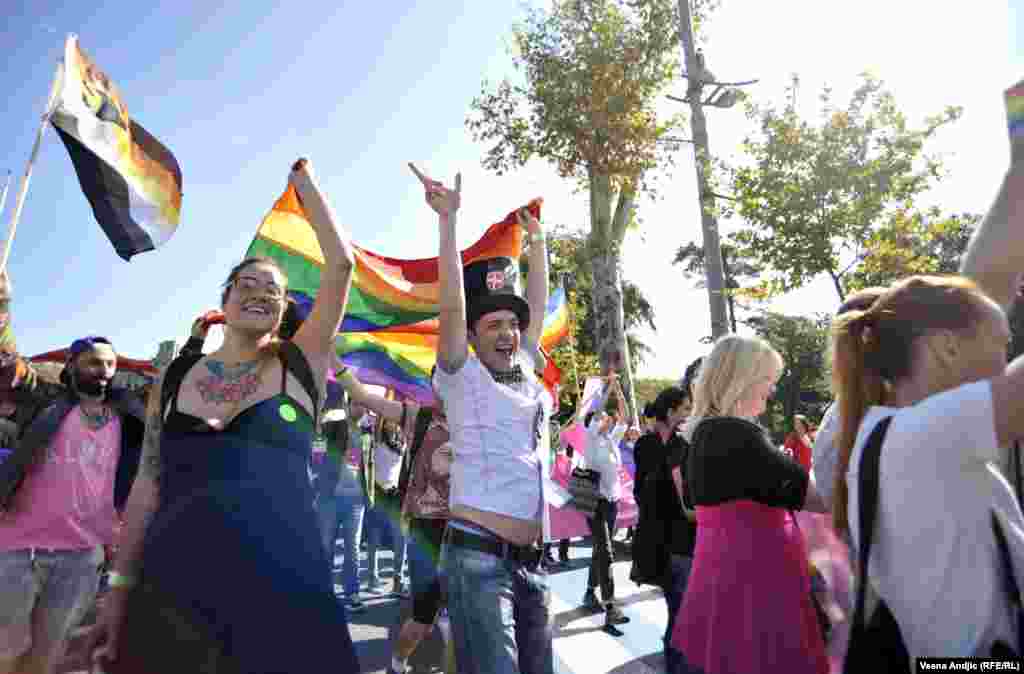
top-left (850, 417), bottom-right (894, 637)
top-left (991, 510), bottom-right (1024, 653)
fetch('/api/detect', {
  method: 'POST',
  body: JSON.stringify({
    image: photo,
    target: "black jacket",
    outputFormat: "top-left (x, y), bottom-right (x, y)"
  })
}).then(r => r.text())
top-left (0, 382), bottom-right (146, 513)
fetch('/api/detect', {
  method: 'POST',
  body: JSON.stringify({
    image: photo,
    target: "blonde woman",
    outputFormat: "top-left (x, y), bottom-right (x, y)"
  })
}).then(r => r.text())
top-left (669, 334), bottom-right (828, 674)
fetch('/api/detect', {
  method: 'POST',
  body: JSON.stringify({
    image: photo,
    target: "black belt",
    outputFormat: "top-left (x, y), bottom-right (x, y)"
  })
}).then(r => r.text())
top-left (445, 527), bottom-right (542, 565)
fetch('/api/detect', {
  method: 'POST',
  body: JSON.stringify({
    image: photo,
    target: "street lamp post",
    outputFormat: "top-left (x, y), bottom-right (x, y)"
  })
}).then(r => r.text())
top-left (674, 0), bottom-right (757, 341)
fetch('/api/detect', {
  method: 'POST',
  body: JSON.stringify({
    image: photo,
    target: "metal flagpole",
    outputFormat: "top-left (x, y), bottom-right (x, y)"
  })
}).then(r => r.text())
top-left (0, 172), bottom-right (12, 220)
top-left (1, 61), bottom-right (64, 274)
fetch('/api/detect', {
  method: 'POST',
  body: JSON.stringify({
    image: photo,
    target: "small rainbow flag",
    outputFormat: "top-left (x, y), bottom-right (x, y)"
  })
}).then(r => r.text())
top-left (247, 185), bottom-right (539, 332)
top-left (1007, 82), bottom-right (1024, 139)
top-left (540, 286), bottom-right (569, 353)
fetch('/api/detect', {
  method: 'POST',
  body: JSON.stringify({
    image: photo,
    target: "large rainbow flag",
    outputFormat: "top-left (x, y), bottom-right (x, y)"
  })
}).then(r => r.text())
top-left (247, 185), bottom-right (538, 332)
top-left (337, 287), bottom-right (569, 405)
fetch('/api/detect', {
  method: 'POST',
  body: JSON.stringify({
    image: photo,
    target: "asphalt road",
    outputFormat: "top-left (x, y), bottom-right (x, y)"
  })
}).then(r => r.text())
top-left (59, 538), bottom-right (667, 674)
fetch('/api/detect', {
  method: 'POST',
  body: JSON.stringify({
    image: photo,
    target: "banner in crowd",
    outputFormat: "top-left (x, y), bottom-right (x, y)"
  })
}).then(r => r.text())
top-left (548, 451), bottom-right (638, 540)
top-left (29, 348), bottom-right (159, 376)
top-left (247, 184), bottom-right (539, 332)
top-left (50, 35), bottom-right (182, 261)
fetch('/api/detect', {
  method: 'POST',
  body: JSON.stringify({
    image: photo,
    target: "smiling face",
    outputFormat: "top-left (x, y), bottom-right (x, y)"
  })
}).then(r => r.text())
top-left (221, 261), bottom-right (287, 337)
top-left (469, 309), bottom-right (521, 373)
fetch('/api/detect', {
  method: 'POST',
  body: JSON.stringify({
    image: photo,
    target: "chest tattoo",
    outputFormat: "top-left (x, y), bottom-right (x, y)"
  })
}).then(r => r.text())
top-left (196, 360), bottom-right (263, 404)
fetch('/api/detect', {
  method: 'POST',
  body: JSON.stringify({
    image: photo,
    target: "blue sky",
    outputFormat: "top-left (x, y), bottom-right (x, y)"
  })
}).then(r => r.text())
top-left (1, 1), bottom-right (1022, 380)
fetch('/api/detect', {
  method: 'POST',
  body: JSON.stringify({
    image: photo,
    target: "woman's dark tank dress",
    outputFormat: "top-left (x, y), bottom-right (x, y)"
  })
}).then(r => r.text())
top-left (113, 354), bottom-right (359, 673)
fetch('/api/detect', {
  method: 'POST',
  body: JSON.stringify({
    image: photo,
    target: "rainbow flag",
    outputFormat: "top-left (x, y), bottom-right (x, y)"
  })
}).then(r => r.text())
top-left (540, 286), bottom-right (569, 352)
top-left (50, 35), bottom-right (182, 261)
top-left (337, 330), bottom-right (438, 404)
top-left (1007, 82), bottom-right (1024, 138)
top-left (337, 286), bottom-right (569, 405)
top-left (247, 185), bottom-right (538, 332)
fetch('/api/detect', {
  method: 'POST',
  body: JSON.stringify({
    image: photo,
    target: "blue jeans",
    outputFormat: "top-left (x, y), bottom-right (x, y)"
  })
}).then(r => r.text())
top-left (663, 554), bottom-right (693, 672)
top-left (443, 535), bottom-right (554, 674)
top-left (317, 486), bottom-right (366, 598)
top-left (366, 489), bottom-right (406, 584)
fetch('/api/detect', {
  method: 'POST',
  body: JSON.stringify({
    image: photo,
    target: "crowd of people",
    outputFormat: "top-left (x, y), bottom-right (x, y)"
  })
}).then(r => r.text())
top-left (0, 106), bottom-right (1024, 674)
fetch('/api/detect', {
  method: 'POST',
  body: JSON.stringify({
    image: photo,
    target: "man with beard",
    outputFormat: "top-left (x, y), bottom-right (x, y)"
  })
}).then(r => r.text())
top-left (0, 336), bottom-right (145, 674)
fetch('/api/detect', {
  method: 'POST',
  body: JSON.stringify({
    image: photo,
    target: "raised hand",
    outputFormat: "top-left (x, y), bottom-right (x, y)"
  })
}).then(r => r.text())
top-left (516, 207), bottom-right (541, 234)
top-left (408, 163), bottom-right (461, 217)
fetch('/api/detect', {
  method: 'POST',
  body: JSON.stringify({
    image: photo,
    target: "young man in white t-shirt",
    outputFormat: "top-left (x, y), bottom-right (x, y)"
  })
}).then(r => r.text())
top-left (410, 163), bottom-right (555, 674)
top-left (580, 376), bottom-right (631, 634)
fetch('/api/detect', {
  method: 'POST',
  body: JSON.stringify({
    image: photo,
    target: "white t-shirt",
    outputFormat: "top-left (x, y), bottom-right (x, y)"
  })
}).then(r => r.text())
top-left (374, 441), bottom-right (404, 491)
top-left (846, 381), bottom-right (1024, 659)
top-left (433, 349), bottom-right (554, 534)
top-left (585, 422), bottom-right (626, 502)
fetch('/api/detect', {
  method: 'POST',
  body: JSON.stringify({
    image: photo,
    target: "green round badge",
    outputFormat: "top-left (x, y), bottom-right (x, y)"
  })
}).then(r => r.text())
top-left (279, 403), bottom-right (298, 423)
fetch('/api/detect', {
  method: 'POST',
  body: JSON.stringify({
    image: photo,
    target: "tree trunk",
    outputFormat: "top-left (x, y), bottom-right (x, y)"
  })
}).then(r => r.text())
top-left (588, 169), bottom-right (640, 424)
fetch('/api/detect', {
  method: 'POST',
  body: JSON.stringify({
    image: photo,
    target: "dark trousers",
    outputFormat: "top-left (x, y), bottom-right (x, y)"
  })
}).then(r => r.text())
top-left (662, 554), bottom-right (693, 671)
top-left (586, 498), bottom-right (618, 602)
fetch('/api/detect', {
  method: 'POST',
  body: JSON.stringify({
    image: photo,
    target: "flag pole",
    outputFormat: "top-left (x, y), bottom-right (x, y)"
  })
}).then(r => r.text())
top-left (561, 274), bottom-right (585, 409)
top-left (0, 171), bottom-right (12, 220)
top-left (0, 61), bottom-right (64, 274)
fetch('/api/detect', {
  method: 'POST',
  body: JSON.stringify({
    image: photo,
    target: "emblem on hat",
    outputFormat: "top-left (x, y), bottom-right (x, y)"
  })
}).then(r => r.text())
top-left (486, 270), bottom-right (506, 291)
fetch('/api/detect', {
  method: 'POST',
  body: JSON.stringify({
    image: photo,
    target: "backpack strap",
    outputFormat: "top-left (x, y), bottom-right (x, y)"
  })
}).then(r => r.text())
top-left (850, 417), bottom-right (894, 639)
top-left (398, 407), bottom-right (433, 501)
top-left (159, 353), bottom-right (204, 419)
top-left (278, 341), bottom-right (322, 429)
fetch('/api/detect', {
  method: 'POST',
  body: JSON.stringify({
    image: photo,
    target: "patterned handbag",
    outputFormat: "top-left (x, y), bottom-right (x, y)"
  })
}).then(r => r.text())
top-left (568, 466), bottom-right (601, 518)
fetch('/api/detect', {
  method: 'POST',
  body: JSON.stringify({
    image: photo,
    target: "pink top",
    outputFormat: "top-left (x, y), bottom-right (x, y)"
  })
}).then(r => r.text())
top-left (1, 407), bottom-right (122, 551)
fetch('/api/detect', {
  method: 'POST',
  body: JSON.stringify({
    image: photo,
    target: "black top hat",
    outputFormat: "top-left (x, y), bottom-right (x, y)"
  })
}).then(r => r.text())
top-left (464, 257), bottom-right (530, 332)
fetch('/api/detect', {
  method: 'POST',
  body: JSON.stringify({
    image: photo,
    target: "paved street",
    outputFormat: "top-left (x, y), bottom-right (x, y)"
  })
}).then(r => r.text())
top-left (60, 538), bottom-right (668, 673)
top-left (345, 538), bottom-right (668, 674)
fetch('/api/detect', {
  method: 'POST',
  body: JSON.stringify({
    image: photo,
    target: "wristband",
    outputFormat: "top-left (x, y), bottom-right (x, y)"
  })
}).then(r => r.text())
top-left (107, 571), bottom-right (137, 589)
top-left (529, 232), bottom-right (546, 244)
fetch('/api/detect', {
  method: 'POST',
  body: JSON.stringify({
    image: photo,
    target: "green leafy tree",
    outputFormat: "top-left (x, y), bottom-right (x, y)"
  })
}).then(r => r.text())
top-left (634, 377), bottom-right (677, 413)
top-left (528, 226), bottom-right (656, 416)
top-left (672, 241), bottom-right (763, 335)
top-left (467, 0), bottom-right (693, 420)
top-left (845, 208), bottom-right (978, 292)
top-left (726, 73), bottom-right (964, 301)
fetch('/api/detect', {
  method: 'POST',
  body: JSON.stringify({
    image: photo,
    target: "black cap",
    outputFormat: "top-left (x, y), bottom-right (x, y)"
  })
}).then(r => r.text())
top-left (464, 257), bottom-right (530, 332)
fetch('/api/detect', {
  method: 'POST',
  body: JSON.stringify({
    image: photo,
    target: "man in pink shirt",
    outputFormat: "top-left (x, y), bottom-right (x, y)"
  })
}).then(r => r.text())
top-left (0, 337), bottom-right (145, 674)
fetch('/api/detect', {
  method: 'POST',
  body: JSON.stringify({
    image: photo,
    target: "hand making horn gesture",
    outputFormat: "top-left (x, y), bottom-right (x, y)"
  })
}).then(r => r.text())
top-left (408, 163), bottom-right (461, 217)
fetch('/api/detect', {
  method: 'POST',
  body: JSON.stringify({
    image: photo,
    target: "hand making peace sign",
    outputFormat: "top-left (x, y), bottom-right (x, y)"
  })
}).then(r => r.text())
top-left (408, 163), bottom-right (461, 217)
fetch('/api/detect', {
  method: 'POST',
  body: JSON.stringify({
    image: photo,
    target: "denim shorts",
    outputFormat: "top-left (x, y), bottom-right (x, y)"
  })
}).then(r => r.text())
top-left (0, 546), bottom-right (104, 662)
